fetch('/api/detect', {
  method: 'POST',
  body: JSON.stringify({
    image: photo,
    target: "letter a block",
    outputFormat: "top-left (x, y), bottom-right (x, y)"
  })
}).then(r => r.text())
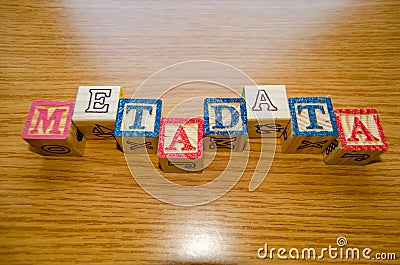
top-left (204, 98), bottom-right (248, 152)
top-left (114, 98), bottom-right (162, 153)
top-left (242, 85), bottom-right (290, 138)
top-left (72, 86), bottom-right (124, 139)
top-left (22, 100), bottom-right (86, 156)
top-left (158, 118), bottom-right (204, 173)
top-left (281, 97), bottom-right (338, 154)
top-left (323, 109), bottom-right (388, 165)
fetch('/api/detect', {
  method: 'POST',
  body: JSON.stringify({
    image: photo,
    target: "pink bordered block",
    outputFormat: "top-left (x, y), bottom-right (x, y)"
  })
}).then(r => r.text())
top-left (158, 118), bottom-right (204, 159)
top-left (158, 118), bottom-right (204, 172)
top-left (22, 100), bottom-right (74, 140)
top-left (335, 109), bottom-right (388, 151)
top-left (21, 100), bottom-right (86, 156)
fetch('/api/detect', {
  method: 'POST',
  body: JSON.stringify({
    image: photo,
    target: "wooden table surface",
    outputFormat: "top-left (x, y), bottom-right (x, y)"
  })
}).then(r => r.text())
top-left (1, 1), bottom-right (399, 264)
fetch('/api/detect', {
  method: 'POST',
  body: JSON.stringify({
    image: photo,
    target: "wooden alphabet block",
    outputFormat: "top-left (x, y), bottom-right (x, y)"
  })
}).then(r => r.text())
top-left (203, 98), bottom-right (248, 152)
top-left (281, 97), bottom-right (338, 154)
top-left (72, 86), bottom-right (124, 139)
top-left (158, 118), bottom-right (204, 173)
top-left (114, 98), bottom-right (162, 154)
top-left (323, 109), bottom-right (388, 165)
top-left (242, 85), bottom-right (290, 138)
top-left (22, 100), bottom-right (86, 156)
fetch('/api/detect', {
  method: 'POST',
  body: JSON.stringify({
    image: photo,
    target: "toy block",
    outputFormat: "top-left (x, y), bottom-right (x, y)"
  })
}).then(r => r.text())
top-left (114, 98), bottom-right (162, 154)
top-left (281, 97), bottom-right (338, 154)
top-left (72, 86), bottom-right (124, 139)
top-left (22, 100), bottom-right (86, 156)
top-left (158, 118), bottom-right (204, 173)
top-left (323, 109), bottom-right (388, 165)
top-left (242, 85), bottom-right (290, 138)
top-left (203, 98), bottom-right (248, 152)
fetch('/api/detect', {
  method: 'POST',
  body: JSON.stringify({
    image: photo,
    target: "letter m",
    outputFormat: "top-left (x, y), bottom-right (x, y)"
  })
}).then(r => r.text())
top-left (30, 108), bottom-right (67, 134)
top-left (302, 248), bottom-right (317, 260)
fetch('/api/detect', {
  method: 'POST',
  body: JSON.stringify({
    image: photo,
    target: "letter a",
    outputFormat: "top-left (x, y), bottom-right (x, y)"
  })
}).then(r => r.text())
top-left (347, 116), bottom-right (379, 142)
top-left (165, 125), bottom-right (196, 151)
top-left (252, 90), bottom-right (278, 111)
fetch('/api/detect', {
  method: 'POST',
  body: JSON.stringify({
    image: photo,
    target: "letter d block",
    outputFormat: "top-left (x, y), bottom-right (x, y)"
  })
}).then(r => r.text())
top-left (242, 85), bottom-right (290, 138)
top-left (22, 100), bottom-right (86, 156)
top-left (281, 97), bottom-right (338, 154)
top-left (72, 86), bottom-right (124, 139)
top-left (158, 118), bottom-right (204, 173)
top-left (204, 98), bottom-right (248, 152)
top-left (323, 109), bottom-right (388, 165)
top-left (114, 98), bottom-right (162, 153)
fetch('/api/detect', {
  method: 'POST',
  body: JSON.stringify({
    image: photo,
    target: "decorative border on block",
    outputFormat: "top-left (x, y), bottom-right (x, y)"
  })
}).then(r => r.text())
top-left (22, 100), bottom-right (74, 140)
top-left (289, 97), bottom-right (338, 137)
top-left (158, 118), bottom-right (204, 159)
top-left (335, 109), bottom-right (388, 151)
top-left (114, 98), bottom-right (162, 138)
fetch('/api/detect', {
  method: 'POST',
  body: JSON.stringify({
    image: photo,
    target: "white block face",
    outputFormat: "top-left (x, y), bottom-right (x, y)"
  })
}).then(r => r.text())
top-left (73, 86), bottom-right (123, 121)
top-left (72, 86), bottom-right (123, 139)
top-left (207, 102), bottom-right (245, 133)
top-left (293, 102), bottom-right (333, 133)
top-left (121, 103), bottom-right (159, 134)
top-left (243, 85), bottom-right (289, 120)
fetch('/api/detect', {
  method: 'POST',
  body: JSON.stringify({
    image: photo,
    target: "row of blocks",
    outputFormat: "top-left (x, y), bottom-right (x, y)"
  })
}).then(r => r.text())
top-left (22, 86), bottom-right (388, 172)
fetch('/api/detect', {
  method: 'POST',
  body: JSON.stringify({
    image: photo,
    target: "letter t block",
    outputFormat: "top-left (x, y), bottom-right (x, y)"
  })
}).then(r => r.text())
top-left (158, 118), bottom-right (204, 173)
top-left (114, 98), bottom-right (162, 153)
top-left (323, 109), bottom-right (388, 165)
top-left (203, 98), bottom-right (248, 152)
top-left (22, 100), bottom-right (86, 156)
top-left (72, 86), bottom-right (124, 139)
top-left (281, 97), bottom-right (338, 154)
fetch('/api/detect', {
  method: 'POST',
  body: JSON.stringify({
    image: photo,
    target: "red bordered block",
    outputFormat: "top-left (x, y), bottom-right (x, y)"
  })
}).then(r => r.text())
top-left (158, 118), bottom-right (204, 173)
top-left (22, 100), bottom-right (86, 156)
top-left (323, 109), bottom-right (388, 165)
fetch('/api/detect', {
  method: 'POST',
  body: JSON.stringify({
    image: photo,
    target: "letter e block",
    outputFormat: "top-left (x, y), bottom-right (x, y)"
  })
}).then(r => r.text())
top-left (22, 100), bottom-right (86, 156)
top-left (242, 85), bottom-right (290, 138)
top-left (158, 118), bottom-right (204, 173)
top-left (114, 98), bottom-right (162, 153)
top-left (204, 98), bottom-right (248, 152)
top-left (323, 109), bottom-right (388, 165)
top-left (72, 86), bottom-right (124, 139)
top-left (281, 97), bottom-right (338, 154)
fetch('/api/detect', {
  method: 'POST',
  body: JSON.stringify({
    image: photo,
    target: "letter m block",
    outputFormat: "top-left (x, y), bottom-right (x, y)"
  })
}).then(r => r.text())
top-left (22, 100), bottom-right (86, 156)
top-left (114, 98), bottom-right (162, 154)
top-left (323, 109), bottom-right (388, 165)
top-left (204, 98), bottom-right (248, 152)
top-left (281, 97), bottom-right (338, 154)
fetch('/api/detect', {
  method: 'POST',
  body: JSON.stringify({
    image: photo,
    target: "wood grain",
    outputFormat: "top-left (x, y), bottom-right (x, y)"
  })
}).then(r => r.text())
top-left (1, 0), bottom-right (399, 264)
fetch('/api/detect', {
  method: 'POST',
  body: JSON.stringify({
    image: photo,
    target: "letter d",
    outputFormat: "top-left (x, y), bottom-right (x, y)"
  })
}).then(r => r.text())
top-left (258, 243), bottom-right (268, 259)
top-left (211, 105), bottom-right (240, 129)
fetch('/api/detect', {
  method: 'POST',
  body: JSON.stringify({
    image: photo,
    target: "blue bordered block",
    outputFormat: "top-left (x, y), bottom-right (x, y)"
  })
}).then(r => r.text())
top-left (281, 97), bottom-right (339, 154)
top-left (114, 98), bottom-right (162, 153)
top-left (242, 85), bottom-right (290, 138)
top-left (203, 98), bottom-right (248, 152)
